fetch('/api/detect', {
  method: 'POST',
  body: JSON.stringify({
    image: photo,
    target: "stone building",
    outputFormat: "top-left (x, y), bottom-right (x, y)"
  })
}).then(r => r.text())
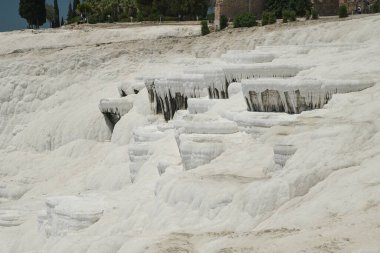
top-left (214, 0), bottom-right (265, 29)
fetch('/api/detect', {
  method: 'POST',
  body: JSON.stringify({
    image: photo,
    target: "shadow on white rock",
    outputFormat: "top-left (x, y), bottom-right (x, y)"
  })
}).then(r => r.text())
top-left (0, 210), bottom-right (24, 227)
top-left (99, 97), bottom-right (134, 131)
top-left (178, 134), bottom-right (225, 171)
top-left (38, 196), bottom-right (104, 237)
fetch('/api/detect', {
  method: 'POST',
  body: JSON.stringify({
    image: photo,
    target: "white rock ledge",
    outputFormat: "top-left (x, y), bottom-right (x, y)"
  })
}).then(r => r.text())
top-left (187, 98), bottom-right (217, 114)
top-left (222, 111), bottom-right (298, 133)
top-left (221, 51), bottom-right (276, 64)
top-left (178, 134), bottom-right (225, 170)
top-left (173, 115), bottom-right (239, 135)
top-left (150, 74), bottom-right (206, 121)
top-left (223, 64), bottom-right (305, 84)
top-left (185, 68), bottom-right (226, 99)
top-left (242, 78), bottom-right (374, 114)
top-left (118, 80), bottom-right (145, 97)
top-left (38, 196), bottom-right (104, 237)
top-left (273, 144), bottom-right (297, 171)
top-left (98, 97), bottom-right (133, 128)
top-left (129, 125), bottom-right (166, 182)
top-left (0, 210), bottom-right (24, 227)
top-left (128, 143), bottom-right (151, 182)
top-left (0, 183), bottom-right (29, 200)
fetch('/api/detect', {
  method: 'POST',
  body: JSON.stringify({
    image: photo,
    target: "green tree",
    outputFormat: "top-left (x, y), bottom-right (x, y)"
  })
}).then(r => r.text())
top-left (294, 0), bottom-right (310, 16)
top-left (282, 9), bottom-right (296, 23)
top-left (61, 16), bottom-right (65, 25)
top-left (372, 2), bottom-right (380, 13)
top-left (201, 20), bottom-right (210, 35)
top-left (233, 13), bottom-right (257, 28)
top-left (53, 0), bottom-right (60, 27)
top-left (67, 1), bottom-right (73, 20)
top-left (339, 5), bottom-right (348, 18)
top-left (266, 0), bottom-right (311, 18)
top-left (311, 8), bottom-right (318, 19)
top-left (73, 0), bottom-right (80, 16)
top-left (261, 11), bottom-right (276, 26)
top-left (220, 15), bottom-right (228, 29)
top-left (78, 2), bottom-right (93, 21)
top-left (266, 0), bottom-right (290, 18)
top-left (45, 3), bottom-right (55, 27)
top-left (74, 0), bottom-right (208, 24)
top-left (19, 0), bottom-right (47, 28)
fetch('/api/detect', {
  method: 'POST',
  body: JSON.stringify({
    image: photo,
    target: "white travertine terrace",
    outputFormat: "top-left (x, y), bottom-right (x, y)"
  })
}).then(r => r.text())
top-left (2, 16), bottom-right (380, 252)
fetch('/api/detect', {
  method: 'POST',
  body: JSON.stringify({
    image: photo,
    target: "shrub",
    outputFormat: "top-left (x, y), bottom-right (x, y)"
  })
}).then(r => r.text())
top-left (201, 20), bottom-right (210, 36)
top-left (339, 5), bottom-right (348, 18)
top-left (164, 16), bottom-right (179, 22)
top-left (262, 11), bottom-right (276, 26)
top-left (207, 13), bottom-right (215, 23)
top-left (305, 10), bottom-right (311, 20)
top-left (220, 15), bottom-right (228, 29)
top-left (137, 12), bottom-right (144, 22)
top-left (68, 16), bottom-right (80, 24)
top-left (233, 13), bottom-right (257, 28)
top-left (88, 15), bottom-right (98, 24)
top-left (371, 2), bottom-right (379, 13)
top-left (311, 9), bottom-right (319, 19)
top-left (282, 10), bottom-right (296, 23)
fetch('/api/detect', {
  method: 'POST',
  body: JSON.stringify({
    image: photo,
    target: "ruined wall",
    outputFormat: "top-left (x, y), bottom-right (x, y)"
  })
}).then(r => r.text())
top-left (215, 0), bottom-right (265, 28)
top-left (339, 0), bottom-right (372, 14)
top-left (313, 0), bottom-right (340, 16)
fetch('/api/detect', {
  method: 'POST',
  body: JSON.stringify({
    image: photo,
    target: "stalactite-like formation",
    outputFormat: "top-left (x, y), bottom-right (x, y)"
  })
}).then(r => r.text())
top-left (150, 74), bottom-right (205, 121)
top-left (242, 78), bottom-right (374, 114)
top-left (185, 68), bottom-right (226, 99)
top-left (118, 81), bottom-right (145, 97)
top-left (98, 98), bottom-right (133, 130)
top-left (221, 64), bottom-right (304, 99)
top-left (273, 144), bottom-right (297, 170)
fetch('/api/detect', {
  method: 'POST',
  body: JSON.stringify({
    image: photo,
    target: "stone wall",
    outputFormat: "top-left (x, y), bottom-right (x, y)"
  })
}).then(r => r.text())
top-left (313, 0), bottom-right (340, 16)
top-left (214, 0), bottom-right (264, 29)
top-left (339, 0), bottom-right (374, 14)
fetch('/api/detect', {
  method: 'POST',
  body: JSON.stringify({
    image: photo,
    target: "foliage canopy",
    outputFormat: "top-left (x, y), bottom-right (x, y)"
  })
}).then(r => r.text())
top-left (19, 0), bottom-right (46, 28)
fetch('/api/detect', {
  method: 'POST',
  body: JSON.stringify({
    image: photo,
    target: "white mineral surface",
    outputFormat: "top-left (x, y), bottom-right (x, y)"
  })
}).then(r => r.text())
top-left (1, 16), bottom-right (380, 253)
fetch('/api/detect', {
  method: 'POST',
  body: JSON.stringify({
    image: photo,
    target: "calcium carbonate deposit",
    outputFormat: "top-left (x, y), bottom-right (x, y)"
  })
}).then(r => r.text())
top-left (1, 16), bottom-right (380, 253)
